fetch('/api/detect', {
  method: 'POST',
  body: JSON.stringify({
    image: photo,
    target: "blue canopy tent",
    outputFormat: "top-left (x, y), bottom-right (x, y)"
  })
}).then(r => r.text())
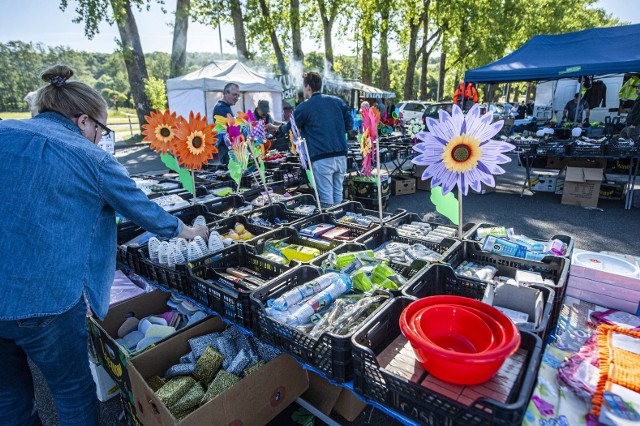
top-left (465, 24), bottom-right (640, 83)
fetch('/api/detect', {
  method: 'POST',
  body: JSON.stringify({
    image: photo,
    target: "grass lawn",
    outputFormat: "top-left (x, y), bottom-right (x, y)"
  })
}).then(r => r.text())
top-left (1, 108), bottom-right (142, 143)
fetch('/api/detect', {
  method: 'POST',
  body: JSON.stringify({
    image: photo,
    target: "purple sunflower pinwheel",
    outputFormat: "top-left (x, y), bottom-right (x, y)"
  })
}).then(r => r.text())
top-left (412, 104), bottom-right (515, 196)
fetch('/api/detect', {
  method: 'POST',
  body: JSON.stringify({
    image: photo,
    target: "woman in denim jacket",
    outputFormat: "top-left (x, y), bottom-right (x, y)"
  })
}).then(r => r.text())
top-left (0, 65), bottom-right (208, 425)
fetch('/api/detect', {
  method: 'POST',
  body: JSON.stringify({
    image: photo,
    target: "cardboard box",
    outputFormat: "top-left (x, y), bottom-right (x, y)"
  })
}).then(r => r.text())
top-left (129, 317), bottom-right (309, 425)
top-left (88, 290), bottom-right (197, 402)
top-left (529, 171), bottom-right (560, 192)
top-left (89, 359), bottom-right (120, 402)
top-left (391, 177), bottom-right (416, 196)
top-left (414, 166), bottom-right (432, 191)
top-left (302, 372), bottom-right (367, 422)
top-left (545, 156), bottom-right (567, 170)
top-left (599, 182), bottom-right (626, 200)
top-left (561, 166), bottom-right (604, 207)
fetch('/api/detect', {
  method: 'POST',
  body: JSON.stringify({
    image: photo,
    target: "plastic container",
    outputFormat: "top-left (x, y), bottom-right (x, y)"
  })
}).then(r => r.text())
top-left (246, 226), bottom-right (341, 264)
top-left (188, 244), bottom-right (292, 329)
top-left (245, 203), bottom-right (309, 227)
top-left (387, 213), bottom-right (475, 242)
top-left (326, 201), bottom-right (405, 230)
top-left (356, 227), bottom-right (460, 282)
top-left (572, 251), bottom-right (640, 278)
top-left (413, 304), bottom-right (496, 353)
top-left (251, 266), bottom-right (390, 382)
top-left (200, 195), bottom-right (248, 218)
top-left (402, 265), bottom-right (555, 340)
top-left (442, 241), bottom-right (568, 331)
top-left (209, 214), bottom-right (271, 243)
top-left (400, 296), bottom-right (521, 385)
top-left (351, 297), bottom-right (543, 426)
top-left (464, 222), bottom-right (574, 258)
top-left (292, 213), bottom-right (370, 242)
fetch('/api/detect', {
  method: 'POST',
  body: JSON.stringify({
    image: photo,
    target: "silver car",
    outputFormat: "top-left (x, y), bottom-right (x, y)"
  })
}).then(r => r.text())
top-left (396, 101), bottom-right (430, 122)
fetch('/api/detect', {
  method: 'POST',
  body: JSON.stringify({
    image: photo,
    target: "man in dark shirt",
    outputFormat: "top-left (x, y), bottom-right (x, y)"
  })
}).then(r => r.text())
top-left (212, 82), bottom-right (240, 165)
top-left (562, 93), bottom-right (590, 124)
top-left (267, 72), bottom-right (354, 206)
top-left (620, 83), bottom-right (640, 141)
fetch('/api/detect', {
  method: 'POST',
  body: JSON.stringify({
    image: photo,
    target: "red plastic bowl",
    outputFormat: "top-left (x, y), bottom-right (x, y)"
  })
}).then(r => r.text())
top-left (399, 296), bottom-right (521, 385)
top-left (413, 304), bottom-right (494, 353)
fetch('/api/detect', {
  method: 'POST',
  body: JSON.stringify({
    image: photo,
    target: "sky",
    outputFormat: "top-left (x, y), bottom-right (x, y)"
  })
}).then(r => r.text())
top-left (0, 0), bottom-right (638, 58)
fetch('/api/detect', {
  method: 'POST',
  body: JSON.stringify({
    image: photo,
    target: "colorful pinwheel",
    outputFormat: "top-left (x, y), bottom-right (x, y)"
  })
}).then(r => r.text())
top-left (412, 104), bottom-right (514, 196)
top-left (173, 111), bottom-right (218, 171)
top-left (142, 109), bottom-right (181, 155)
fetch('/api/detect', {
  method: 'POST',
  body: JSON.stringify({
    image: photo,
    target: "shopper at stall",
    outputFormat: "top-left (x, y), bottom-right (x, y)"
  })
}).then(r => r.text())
top-left (620, 83), bottom-right (640, 141)
top-left (267, 71), bottom-right (354, 206)
top-left (562, 93), bottom-right (590, 124)
top-left (213, 82), bottom-right (240, 165)
top-left (0, 64), bottom-right (209, 425)
top-left (254, 99), bottom-right (283, 126)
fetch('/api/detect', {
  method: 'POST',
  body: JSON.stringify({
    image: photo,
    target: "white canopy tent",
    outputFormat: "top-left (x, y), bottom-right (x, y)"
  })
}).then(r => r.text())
top-left (166, 60), bottom-right (284, 121)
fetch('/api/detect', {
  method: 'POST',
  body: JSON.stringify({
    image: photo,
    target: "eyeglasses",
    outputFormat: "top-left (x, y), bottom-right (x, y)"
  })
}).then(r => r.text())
top-left (89, 116), bottom-right (112, 137)
top-left (74, 114), bottom-right (112, 137)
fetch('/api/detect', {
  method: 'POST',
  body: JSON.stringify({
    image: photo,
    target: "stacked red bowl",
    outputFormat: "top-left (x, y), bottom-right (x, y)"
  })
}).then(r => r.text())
top-left (400, 295), bottom-right (521, 385)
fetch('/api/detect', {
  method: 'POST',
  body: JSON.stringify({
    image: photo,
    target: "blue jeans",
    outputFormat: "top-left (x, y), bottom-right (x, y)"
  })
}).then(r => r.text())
top-left (0, 298), bottom-right (98, 426)
top-left (312, 156), bottom-right (347, 207)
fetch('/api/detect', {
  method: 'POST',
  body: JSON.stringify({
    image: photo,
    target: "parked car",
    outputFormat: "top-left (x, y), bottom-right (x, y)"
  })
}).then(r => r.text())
top-left (396, 101), bottom-right (430, 122)
top-left (421, 102), bottom-right (454, 123)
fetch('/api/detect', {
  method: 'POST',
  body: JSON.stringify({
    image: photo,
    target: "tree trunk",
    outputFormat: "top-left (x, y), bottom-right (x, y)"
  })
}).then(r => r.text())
top-left (317, 0), bottom-right (335, 72)
top-left (110, 0), bottom-right (150, 129)
top-left (290, 0), bottom-right (304, 65)
top-left (230, 0), bottom-right (250, 61)
top-left (361, 32), bottom-right (372, 85)
top-left (437, 51), bottom-right (446, 101)
top-left (258, 0), bottom-right (287, 74)
top-left (322, 20), bottom-right (334, 71)
top-left (403, 23), bottom-right (420, 100)
top-left (170, 0), bottom-right (189, 78)
top-left (525, 82), bottom-right (533, 103)
top-left (418, 0), bottom-right (430, 100)
top-left (513, 86), bottom-right (520, 104)
top-left (379, 7), bottom-right (390, 91)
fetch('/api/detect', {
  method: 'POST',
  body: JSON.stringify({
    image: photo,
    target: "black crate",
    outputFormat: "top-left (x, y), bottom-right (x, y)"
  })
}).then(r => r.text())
top-left (401, 265), bottom-right (554, 339)
top-left (464, 222), bottom-right (574, 258)
top-left (137, 248), bottom-right (191, 296)
top-left (293, 213), bottom-right (370, 242)
top-left (344, 176), bottom-right (391, 199)
top-left (327, 200), bottom-right (406, 230)
top-left (357, 226), bottom-right (460, 273)
top-left (210, 214), bottom-right (272, 241)
top-left (351, 297), bottom-right (543, 426)
top-left (188, 244), bottom-right (292, 329)
top-left (201, 195), bottom-right (249, 218)
top-left (443, 241), bottom-right (569, 329)
top-left (567, 141), bottom-right (604, 155)
top-left (251, 266), bottom-right (390, 382)
top-left (246, 203), bottom-right (309, 227)
top-left (536, 143), bottom-right (569, 156)
top-left (116, 245), bottom-right (145, 276)
top-left (387, 213), bottom-right (475, 243)
top-left (117, 204), bottom-right (219, 246)
top-left (605, 139), bottom-right (637, 156)
top-left (272, 163), bottom-right (305, 187)
top-left (280, 194), bottom-right (320, 216)
top-left (247, 226), bottom-right (341, 264)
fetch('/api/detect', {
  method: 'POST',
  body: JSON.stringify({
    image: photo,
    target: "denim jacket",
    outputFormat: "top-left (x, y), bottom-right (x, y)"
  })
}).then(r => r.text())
top-left (0, 112), bottom-right (184, 320)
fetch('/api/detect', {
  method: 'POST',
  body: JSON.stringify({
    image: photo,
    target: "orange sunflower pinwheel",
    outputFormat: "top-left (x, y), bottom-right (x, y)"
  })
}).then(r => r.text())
top-left (173, 112), bottom-right (218, 171)
top-left (141, 109), bottom-right (180, 155)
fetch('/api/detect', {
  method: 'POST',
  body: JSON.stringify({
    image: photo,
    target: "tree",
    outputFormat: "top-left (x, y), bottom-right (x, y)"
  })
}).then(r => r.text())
top-left (144, 76), bottom-right (168, 110)
top-left (257, 0), bottom-right (288, 74)
top-left (60, 0), bottom-right (151, 129)
top-left (290, 0), bottom-right (304, 66)
top-left (316, 0), bottom-right (343, 72)
top-left (378, 2), bottom-right (392, 91)
top-left (170, 0), bottom-right (190, 78)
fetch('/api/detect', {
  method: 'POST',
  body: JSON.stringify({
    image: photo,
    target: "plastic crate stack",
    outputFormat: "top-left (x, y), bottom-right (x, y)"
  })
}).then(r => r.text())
top-left (114, 197), bottom-right (574, 426)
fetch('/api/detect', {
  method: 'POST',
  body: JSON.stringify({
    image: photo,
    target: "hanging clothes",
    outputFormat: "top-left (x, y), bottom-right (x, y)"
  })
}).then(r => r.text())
top-left (619, 76), bottom-right (640, 101)
top-left (583, 80), bottom-right (607, 109)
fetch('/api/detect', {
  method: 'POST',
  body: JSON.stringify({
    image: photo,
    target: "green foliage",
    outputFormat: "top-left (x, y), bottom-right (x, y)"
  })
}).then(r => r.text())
top-left (144, 76), bottom-right (168, 110)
